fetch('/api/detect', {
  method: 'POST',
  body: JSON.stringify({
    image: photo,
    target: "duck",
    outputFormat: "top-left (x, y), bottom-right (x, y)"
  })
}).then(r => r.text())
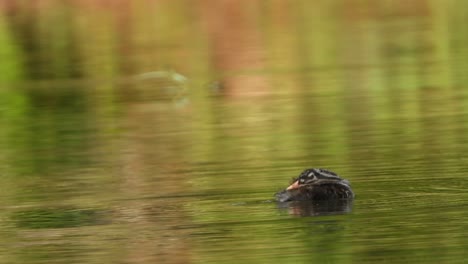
top-left (275, 168), bottom-right (355, 202)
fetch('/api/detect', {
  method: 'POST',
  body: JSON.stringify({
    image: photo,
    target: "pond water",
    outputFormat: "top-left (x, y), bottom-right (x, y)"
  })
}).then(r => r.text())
top-left (2, 1), bottom-right (468, 263)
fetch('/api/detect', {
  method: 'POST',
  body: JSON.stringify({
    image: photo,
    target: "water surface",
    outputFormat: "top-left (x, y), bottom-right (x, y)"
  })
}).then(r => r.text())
top-left (1, 1), bottom-right (468, 263)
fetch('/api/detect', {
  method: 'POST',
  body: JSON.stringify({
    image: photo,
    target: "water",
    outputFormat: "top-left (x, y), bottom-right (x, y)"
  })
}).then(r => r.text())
top-left (2, 1), bottom-right (468, 263)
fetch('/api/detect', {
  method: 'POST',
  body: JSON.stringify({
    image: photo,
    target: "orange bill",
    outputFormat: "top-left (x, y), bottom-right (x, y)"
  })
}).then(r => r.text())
top-left (286, 180), bottom-right (300, 190)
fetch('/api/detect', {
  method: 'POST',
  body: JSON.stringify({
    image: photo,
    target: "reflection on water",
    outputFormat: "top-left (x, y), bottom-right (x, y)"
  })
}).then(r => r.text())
top-left (277, 200), bottom-right (353, 217)
top-left (12, 207), bottom-right (107, 229)
top-left (2, 1), bottom-right (468, 264)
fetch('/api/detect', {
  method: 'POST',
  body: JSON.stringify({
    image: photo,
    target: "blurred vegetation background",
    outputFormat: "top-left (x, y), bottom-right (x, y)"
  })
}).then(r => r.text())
top-left (1, 0), bottom-right (467, 179)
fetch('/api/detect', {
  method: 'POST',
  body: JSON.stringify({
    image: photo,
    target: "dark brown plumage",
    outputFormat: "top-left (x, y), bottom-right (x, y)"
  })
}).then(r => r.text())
top-left (275, 168), bottom-right (354, 202)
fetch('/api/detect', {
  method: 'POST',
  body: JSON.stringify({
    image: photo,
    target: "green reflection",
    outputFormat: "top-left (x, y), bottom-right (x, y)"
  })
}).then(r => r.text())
top-left (12, 207), bottom-right (104, 229)
top-left (0, 1), bottom-right (468, 264)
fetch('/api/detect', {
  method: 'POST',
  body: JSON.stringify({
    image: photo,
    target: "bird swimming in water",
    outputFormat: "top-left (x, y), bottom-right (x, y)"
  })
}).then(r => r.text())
top-left (275, 168), bottom-right (355, 202)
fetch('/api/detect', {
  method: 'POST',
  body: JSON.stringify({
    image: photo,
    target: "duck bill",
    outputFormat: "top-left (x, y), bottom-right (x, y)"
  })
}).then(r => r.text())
top-left (286, 180), bottom-right (300, 190)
